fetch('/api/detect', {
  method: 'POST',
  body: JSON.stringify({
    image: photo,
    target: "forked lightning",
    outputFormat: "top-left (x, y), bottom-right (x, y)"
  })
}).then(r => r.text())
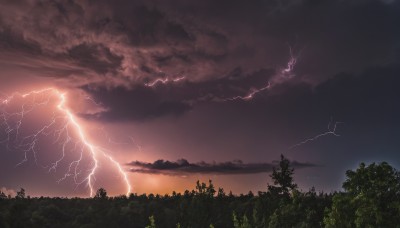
top-left (0, 88), bottom-right (131, 197)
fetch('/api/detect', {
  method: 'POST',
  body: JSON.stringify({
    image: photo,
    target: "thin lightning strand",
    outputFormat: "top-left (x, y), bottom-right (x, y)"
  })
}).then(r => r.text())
top-left (145, 76), bottom-right (185, 87)
top-left (223, 82), bottom-right (271, 101)
top-left (129, 136), bottom-right (143, 153)
top-left (281, 45), bottom-right (297, 75)
top-left (97, 127), bottom-right (143, 155)
top-left (0, 88), bottom-right (131, 196)
top-left (221, 45), bottom-right (301, 102)
top-left (143, 44), bottom-right (299, 102)
top-left (289, 118), bottom-right (343, 149)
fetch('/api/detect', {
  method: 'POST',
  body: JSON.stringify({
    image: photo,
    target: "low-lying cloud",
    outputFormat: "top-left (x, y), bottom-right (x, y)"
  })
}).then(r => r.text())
top-left (127, 158), bottom-right (317, 176)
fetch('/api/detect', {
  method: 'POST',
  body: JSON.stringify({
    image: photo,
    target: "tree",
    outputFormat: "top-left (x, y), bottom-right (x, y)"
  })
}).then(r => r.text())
top-left (146, 215), bottom-right (156, 228)
top-left (15, 188), bottom-right (25, 199)
top-left (324, 162), bottom-right (400, 227)
top-left (0, 191), bottom-right (6, 200)
top-left (268, 154), bottom-right (297, 197)
top-left (195, 180), bottom-right (216, 197)
top-left (324, 193), bottom-right (355, 228)
top-left (233, 212), bottom-right (251, 228)
top-left (94, 188), bottom-right (108, 199)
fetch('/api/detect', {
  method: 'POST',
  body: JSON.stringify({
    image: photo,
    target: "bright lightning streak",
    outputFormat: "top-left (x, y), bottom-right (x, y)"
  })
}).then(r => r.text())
top-left (223, 82), bottom-right (271, 101)
top-left (289, 118), bottom-right (343, 149)
top-left (221, 45), bottom-right (301, 102)
top-left (142, 44), bottom-right (299, 103)
top-left (145, 76), bottom-right (185, 87)
top-left (281, 46), bottom-right (297, 76)
top-left (0, 88), bottom-right (131, 197)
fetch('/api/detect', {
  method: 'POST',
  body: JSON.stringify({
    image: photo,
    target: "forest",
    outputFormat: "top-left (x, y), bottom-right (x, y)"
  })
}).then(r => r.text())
top-left (0, 155), bottom-right (399, 228)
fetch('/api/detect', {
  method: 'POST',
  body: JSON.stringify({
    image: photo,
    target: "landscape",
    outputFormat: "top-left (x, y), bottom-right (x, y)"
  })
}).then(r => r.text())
top-left (1, 155), bottom-right (400, 227)
top-left (1, 0), bottom-right (400, 227)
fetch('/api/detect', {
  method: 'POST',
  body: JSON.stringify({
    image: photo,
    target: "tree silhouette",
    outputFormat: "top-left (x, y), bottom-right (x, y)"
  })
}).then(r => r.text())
top-left (145, 215), bottom-right (156, 228)
top-left (94, 188), bottom-right (108, 199)
top-left (233, 212), bottom-right (251, 228)
top-left (268, 154), bottom-right (297, 197)
top-left (15, 188), bottom-right (25, 199)
top-left (0, 157), bottom-right (399, 227)
top-left (0, 191), bottom-right (6, 200)
top-left (324, 162), bottom-right (400, 227)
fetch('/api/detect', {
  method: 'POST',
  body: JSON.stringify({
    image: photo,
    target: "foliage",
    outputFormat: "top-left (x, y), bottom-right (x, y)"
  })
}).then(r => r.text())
top-left (324, 162), bottom-right (400, 227)
top-left (15, 188), bottom-right (26, 199)
top-left (94, 188), bottom-right (108, 200)
top-left (268, 154), bottom-right (298, 197)
top-left (0, 157), bottom-right (398, 227)
top-left (146, 215), bottom-right (156, 228)
top-left (0, 191), bottom-right (7, 200)
top-left (233, 212), bottom-right (251, 228)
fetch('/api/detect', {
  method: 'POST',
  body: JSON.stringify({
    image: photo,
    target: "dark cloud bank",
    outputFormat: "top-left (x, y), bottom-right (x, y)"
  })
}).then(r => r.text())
top-left (1, 0), bottom-right (399, 141)
top-left (1, 0), bottom-right (399, 89)
top-left (81, 64), bottom-right (400, 126)
top-left (128, 158), bottom-right (317, 176)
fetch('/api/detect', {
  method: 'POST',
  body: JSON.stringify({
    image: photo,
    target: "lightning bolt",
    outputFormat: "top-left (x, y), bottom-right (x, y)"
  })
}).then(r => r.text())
top-left (142, 44), bottom-right (300, 102)
top-left (0, 88), bottom-right (131, 197)
top-left (145, 76), bottom-right (186, 87)
top-left (289, 118), bottom-right (343, 149)
top-left (223, 82), bottom-right (271, 101)
top-left (281, 45), bottom-right (298, 77)
top-left (221, 45), bottom-right (301, 102)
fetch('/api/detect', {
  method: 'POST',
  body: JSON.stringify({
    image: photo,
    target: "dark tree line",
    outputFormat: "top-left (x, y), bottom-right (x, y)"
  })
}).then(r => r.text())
top-left (0, 155), bottom-right (399, 228)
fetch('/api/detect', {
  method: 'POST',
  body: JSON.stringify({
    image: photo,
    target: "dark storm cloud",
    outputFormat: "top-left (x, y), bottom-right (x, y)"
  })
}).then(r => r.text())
top-left (258, 64), bottom-right (400, 128)
top-left (82, 62), bottom-right (400, 122)
top-left (128, 158), bottom-right (317, 175)
top-left (82, 68), bottom-right (275, 121)
top-left (67, 43), bottom-right (123, 75)
top-left (0, 0), bottom-right (240, 85)
top-left (80, 85), bottom-right (191, 121)
top-left (1, 0), bottom-right (399, 87)
top-left (234, 63), bottom-right (400, 151)
top-left (313, 65), bottom-right (400, 124)
top-left (0, 0), bottom-right (399, 120)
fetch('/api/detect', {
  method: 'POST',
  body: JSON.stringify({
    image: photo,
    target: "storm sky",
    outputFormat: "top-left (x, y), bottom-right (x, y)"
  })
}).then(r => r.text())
top-left (0, 0), bottom-right (400, 197)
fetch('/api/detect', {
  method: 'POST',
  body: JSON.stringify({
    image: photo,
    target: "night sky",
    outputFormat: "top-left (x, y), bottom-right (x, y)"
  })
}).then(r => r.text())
top-left (1, 0), bottom-right (400, 197)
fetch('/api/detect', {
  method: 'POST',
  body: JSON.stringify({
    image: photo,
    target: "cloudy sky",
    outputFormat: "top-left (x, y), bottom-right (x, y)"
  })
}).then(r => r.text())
top-left (0, 0), bottom-right (400, 197)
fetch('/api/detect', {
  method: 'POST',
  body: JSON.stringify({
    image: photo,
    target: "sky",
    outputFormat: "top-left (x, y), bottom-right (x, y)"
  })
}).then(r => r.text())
top-left (0, 0), bottom-right (400, 197)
